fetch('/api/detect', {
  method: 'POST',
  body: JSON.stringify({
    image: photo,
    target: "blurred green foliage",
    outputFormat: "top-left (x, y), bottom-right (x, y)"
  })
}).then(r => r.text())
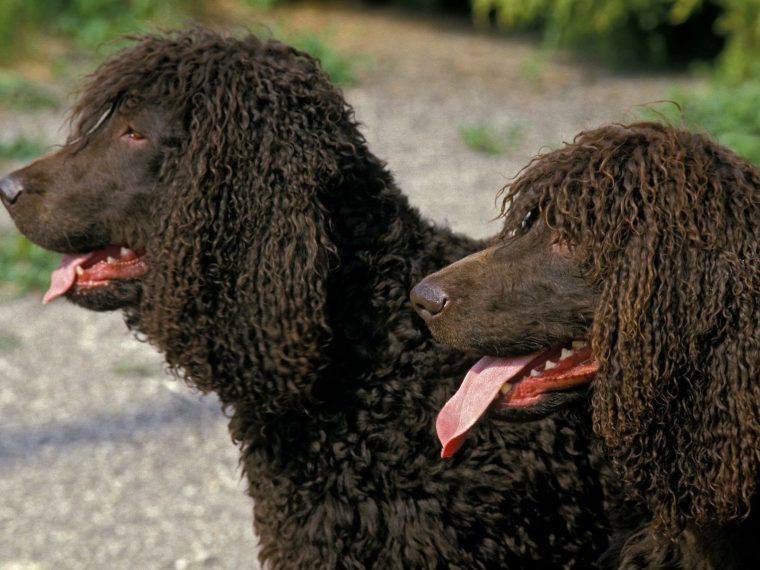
top-left (0, 72), bottom-right (60, 109)
top-left (473, 0), bottom-right (760, 164)
top-left (460, 123), bottom-right (524, 155)
top-left (0, 233), bottom-right (59, 295)
top-left (0, 2), bottom-right (361, 90)
top-left (0, 0), bottom-right (756, 171)
top-left (474, 0), bottom-right (760, 81)
top-left (286, 33), bottom-right (365, 86)
top-left (644, 82), bottom-right (760, 165)
top-left (0, 137), bottom-right (48, 161)
top-left (713, 0), bottom-right (760, 82)
top-left (240, 0), bottom-right (279, 8)
top-left (0, 0), bottom-right (194, 57)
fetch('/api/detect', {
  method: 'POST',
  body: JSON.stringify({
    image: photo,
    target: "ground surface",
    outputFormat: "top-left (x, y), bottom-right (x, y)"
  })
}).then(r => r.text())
top-left (0, 5), bottom-right (696, 569)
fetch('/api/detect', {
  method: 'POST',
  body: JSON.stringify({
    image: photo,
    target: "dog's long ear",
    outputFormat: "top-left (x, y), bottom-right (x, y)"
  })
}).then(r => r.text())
top-left (137, 37), bottom-right (348, 409)
top-left (564, 125), bottom-right (760, 532)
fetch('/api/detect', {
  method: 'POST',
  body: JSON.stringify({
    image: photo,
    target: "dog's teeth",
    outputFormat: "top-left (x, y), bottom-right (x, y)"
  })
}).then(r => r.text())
top-left (500, 383), bottom-right (513, 395)
top-left (120, 247), bottom-right (133, 257)
top-left (106, 256), bottom-right (117, 264)
top-left (75, 266), bottom-right (84, 276)
top-left (530, 369), bottom-right (541, 377)
top-left (571, 340), bottom-right (588, 349)
top-left (544, 360), bottom-right (557, 370)
top-left (560, 348), bottom-right (574, 360)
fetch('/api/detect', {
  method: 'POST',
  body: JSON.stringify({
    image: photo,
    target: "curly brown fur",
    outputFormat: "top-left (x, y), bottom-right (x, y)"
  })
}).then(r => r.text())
top-left (0, 29), bottom-right (614, 568)
top-left (501, 122), bottom-right (759, 532)
top-left (413, 122), bottom-right (759, 567)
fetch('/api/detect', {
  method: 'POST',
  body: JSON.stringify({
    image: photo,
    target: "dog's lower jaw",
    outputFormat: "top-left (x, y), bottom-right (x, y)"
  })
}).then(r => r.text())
top-left (65, 279), bottom-right (143, 312)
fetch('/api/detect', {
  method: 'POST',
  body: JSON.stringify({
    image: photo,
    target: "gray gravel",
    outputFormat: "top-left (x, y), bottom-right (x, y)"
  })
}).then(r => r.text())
top-left (0, 6), bottom-right (697, 569)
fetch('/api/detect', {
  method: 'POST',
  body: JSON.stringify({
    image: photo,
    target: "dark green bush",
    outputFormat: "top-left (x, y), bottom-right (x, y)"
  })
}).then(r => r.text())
top-left (714, 0), bottom-right (760, 82)
top-left (476, 0), bottom-right (760, 165)
top-left (474, 0), bottom-right (760, 80)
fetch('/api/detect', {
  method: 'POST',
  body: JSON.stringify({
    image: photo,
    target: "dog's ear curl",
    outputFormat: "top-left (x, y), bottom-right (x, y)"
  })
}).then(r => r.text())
top-left (577, 125), bottom-right (759, 533)
top-left (136, 39), bottom-right (352, 410)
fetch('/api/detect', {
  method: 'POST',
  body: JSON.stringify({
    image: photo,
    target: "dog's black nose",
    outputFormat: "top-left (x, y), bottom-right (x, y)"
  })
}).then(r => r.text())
top-left (0, 175), bottom-right (23, 205)
top-left (411, 282), bottom-right (448, 319)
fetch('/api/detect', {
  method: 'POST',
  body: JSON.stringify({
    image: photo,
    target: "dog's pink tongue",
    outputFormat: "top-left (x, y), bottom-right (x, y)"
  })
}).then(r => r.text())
top-left (43, 252), bottom-right (93, 304)
top-left (436, 353), bottom-right (539, 458)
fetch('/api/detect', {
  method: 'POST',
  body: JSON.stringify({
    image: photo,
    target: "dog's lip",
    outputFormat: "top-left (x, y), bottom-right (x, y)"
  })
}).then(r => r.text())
top-left (436, 340), bottom-right (597, 458)
top-left (43, 245), bottom-right (148, 304)
top-left (74, 246), bottom-right (148, 286)
top-left (493, 341), bottom-right (596, 408)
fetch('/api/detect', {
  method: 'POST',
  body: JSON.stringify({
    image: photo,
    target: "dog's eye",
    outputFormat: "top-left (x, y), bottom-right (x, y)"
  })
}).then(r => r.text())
top-left (123, 126), bottom-right (145, 142)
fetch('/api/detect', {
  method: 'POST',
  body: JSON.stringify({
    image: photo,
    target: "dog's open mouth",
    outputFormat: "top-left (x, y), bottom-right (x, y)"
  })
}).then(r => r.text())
top-left (43, 246), bottom-right (148, 304)
top-left (436, 340), bottom-right (597, 458)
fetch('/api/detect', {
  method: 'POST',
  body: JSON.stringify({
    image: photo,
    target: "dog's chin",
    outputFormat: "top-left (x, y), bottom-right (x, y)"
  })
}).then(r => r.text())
top-left (494, 389), bottom-right (589, 422)
top-left (65, 279), bottom-right (142, 311)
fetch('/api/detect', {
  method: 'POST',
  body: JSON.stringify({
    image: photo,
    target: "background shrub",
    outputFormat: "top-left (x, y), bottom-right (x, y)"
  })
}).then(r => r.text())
top-left (467, 0), bottom-right (760, 163)
top-left (471, 0), bottom-right (760, 81)
top-left (645, 82), bottom-right (760, 164)
top-left (0, 0), bottom-right (197, 58)
top-left (0, 0), bottom-right (757, 167)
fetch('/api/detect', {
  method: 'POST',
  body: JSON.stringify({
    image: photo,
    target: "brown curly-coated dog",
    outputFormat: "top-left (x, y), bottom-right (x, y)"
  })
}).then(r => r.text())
top-left (412, 122), bottom-right (759, 569)
top-left (0, 28), bottom-right (616, 569)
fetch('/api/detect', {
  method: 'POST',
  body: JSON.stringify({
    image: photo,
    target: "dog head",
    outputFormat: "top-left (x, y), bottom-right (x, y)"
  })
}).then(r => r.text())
top-left (413, 122), bottom-right (760, 531)
top-left (0, 29), bottom-right (376, 407)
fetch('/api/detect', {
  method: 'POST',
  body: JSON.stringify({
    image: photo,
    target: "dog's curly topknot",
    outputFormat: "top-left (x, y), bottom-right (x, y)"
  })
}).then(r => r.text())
top-left (500, 121), bottom-right (759, 533)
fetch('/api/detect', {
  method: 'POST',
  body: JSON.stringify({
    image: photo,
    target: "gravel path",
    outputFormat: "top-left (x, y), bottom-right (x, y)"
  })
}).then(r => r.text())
top-left (0, 6), bottom-right (696, 569)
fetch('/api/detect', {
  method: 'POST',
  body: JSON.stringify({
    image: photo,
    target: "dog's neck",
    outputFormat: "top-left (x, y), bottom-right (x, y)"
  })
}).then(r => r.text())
top-left (324, 175), bottom-right (480, 370)
top-left (227, 169), bottom-right (480, 440)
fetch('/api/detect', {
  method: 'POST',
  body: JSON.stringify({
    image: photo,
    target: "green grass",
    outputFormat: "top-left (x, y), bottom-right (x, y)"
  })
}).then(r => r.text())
top-left (0, 233), bottom-right (59, 296)
top-left (518, 52), bottom-right (550, 87)
top-left (460, 123), bottom-right (525, 155)
top-left (0, 137), bottom-right (48, 161)
top-left (0, 71), bottom-right (59, 109)
top-left (286, 32), bottom-right (367, 87)
top-left (643, 81), bottom-right (760, 165)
